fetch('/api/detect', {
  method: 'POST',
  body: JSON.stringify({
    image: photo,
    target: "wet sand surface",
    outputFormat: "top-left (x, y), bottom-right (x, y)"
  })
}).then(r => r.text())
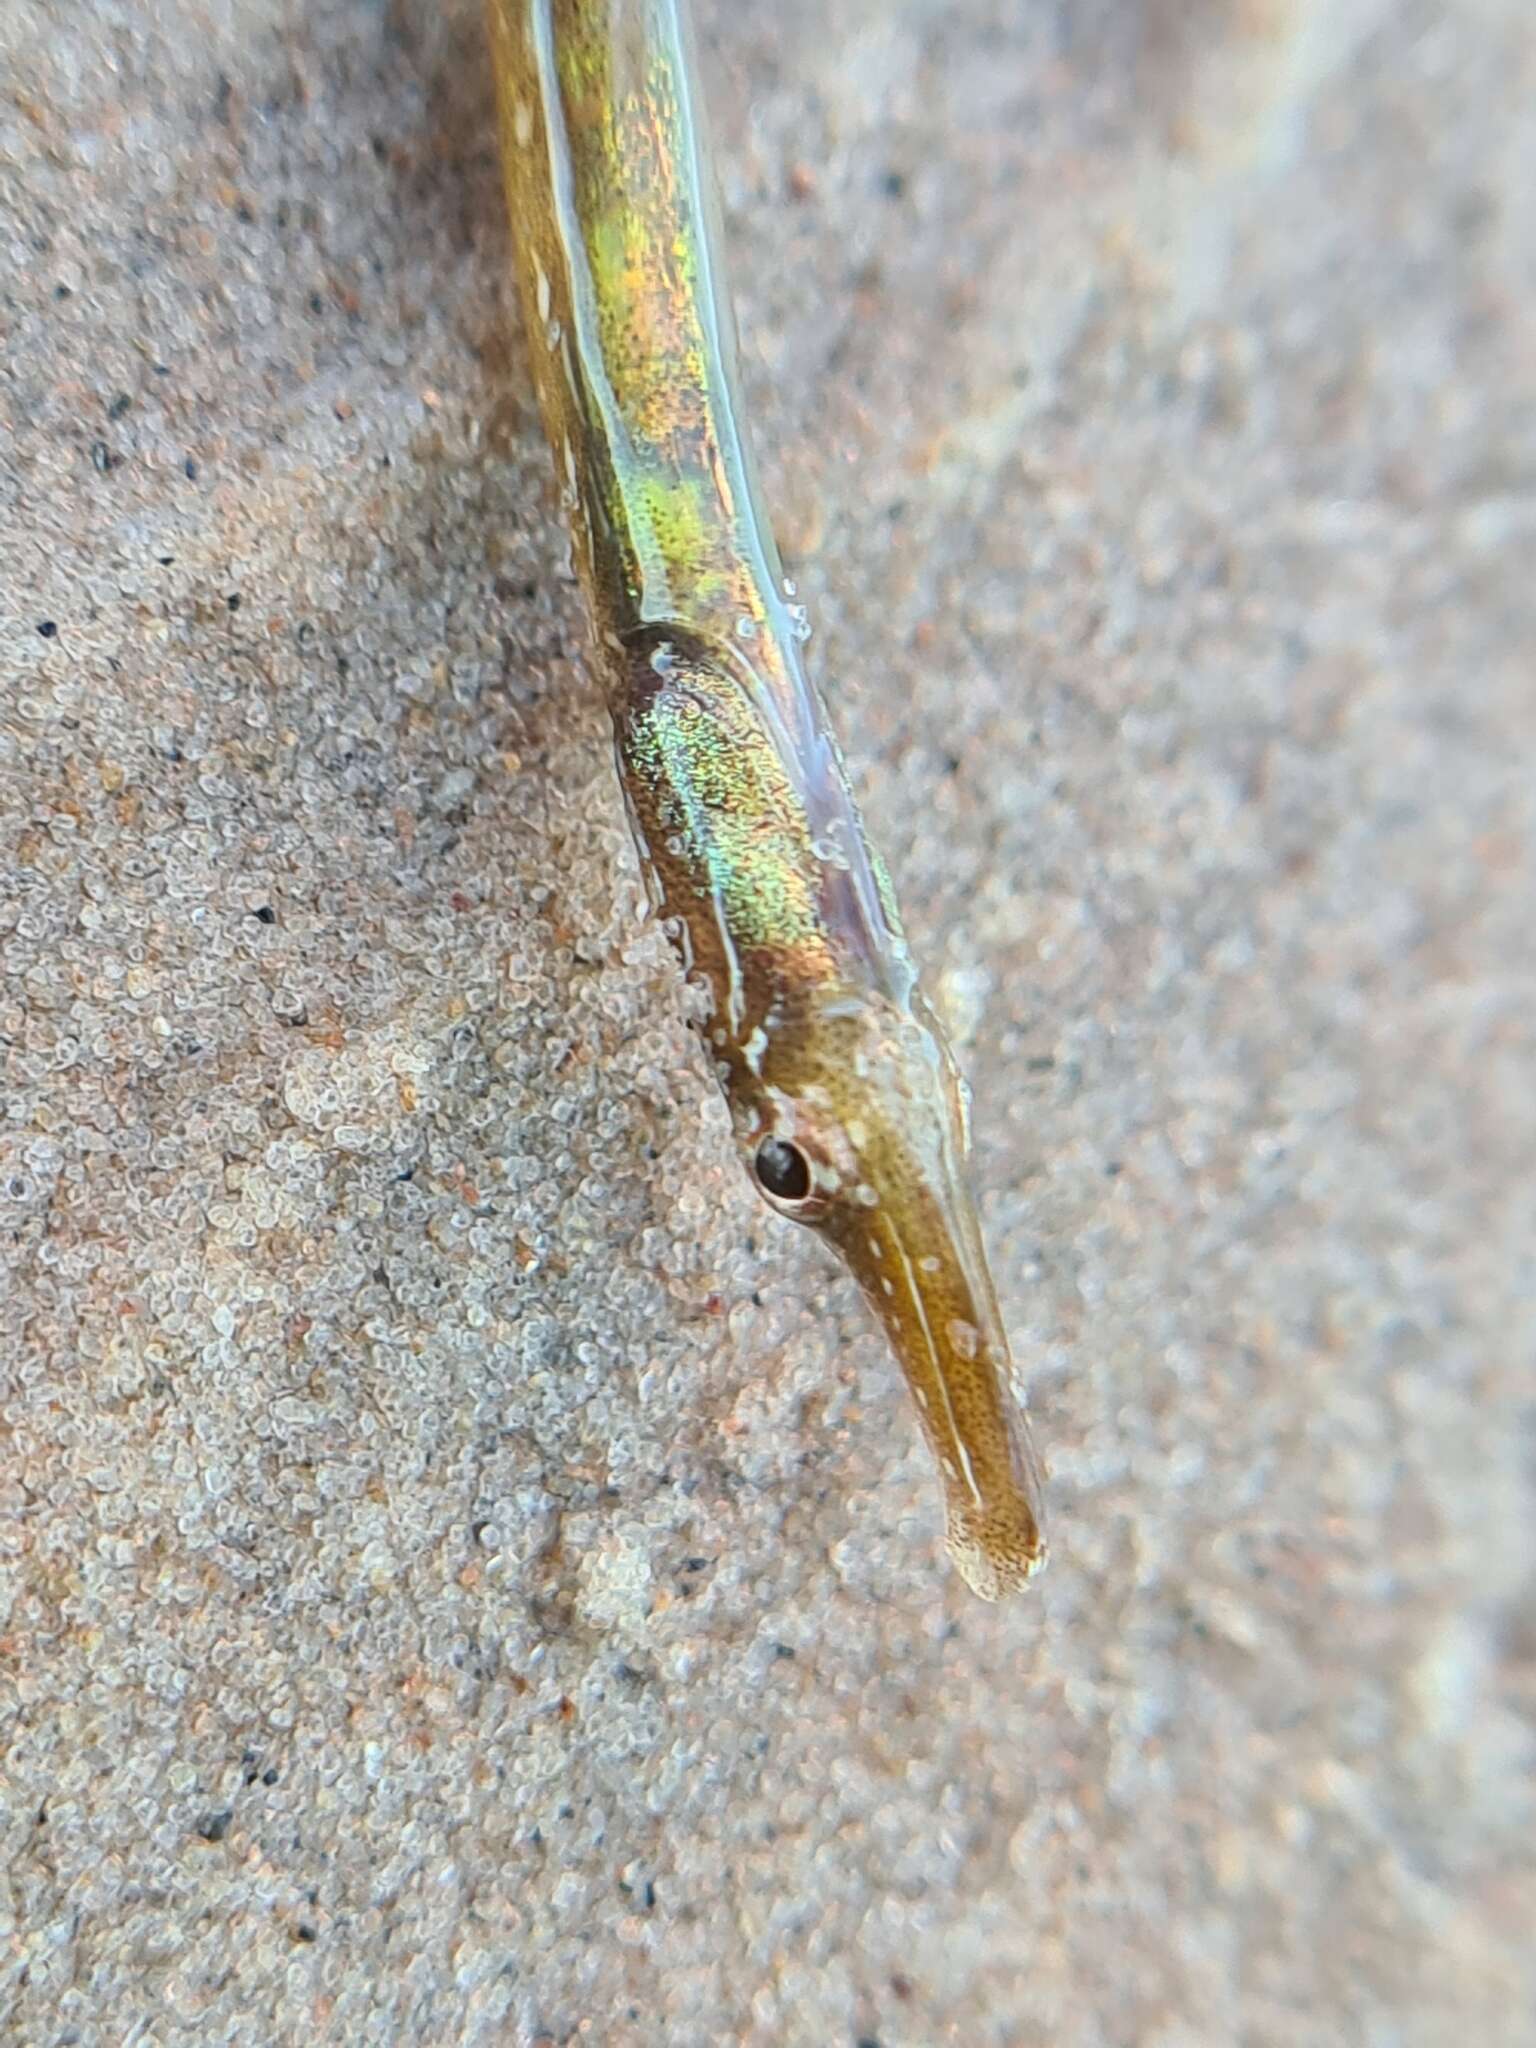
top-left (2, 2), bottom-right (1532, 2041)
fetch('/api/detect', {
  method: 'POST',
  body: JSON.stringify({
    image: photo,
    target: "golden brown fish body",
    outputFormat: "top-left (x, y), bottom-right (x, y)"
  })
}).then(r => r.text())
top-left (486, 0), bottom-right (1046, 1596)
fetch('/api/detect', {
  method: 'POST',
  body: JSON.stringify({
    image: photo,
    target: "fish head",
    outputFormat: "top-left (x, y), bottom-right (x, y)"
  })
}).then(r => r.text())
top-left (726, 982), bottom-right (1048, 1599)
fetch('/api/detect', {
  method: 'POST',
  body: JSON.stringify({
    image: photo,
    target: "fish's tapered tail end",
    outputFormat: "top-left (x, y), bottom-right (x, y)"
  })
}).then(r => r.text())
top-left (946, 1492), bottom-right (1048, 1602)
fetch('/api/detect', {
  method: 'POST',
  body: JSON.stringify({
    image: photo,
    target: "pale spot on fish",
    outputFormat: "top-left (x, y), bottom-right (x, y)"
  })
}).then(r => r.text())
top-left (513, 99), bottom-right (533, 148)
top-left (853, 1183), bottom-right (878, 1208)
top-left (535, 264), bottom-right (551, 325)
top-left (948, 1317), bottom-right (980, 1362)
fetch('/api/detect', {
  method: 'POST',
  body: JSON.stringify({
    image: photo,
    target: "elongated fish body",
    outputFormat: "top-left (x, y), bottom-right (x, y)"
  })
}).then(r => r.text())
top-left (486, 0), bottom-right (1046, 1596)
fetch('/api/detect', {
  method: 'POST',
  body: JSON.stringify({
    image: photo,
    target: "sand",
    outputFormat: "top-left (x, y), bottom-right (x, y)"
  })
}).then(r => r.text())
top-left (1, 1), bottom-right (1532, 2041)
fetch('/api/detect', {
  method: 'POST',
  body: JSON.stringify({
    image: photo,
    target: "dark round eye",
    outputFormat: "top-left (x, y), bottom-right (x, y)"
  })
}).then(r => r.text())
top-left (753, 1136), bottom-right (811, 1203)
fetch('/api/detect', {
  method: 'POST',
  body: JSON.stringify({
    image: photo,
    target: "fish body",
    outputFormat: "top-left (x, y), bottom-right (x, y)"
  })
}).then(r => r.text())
top-left (487, 0), bottom-right (1046, 1596)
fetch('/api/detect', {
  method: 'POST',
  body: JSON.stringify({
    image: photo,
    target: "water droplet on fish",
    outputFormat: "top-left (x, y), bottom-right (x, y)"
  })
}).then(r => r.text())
top-left (663, 834), bottom-right (684, 856)
top-left (854, 1183), bottom-right (879, 1208)
top-left (546, 318), bottom-right (563, 347)
top-left (787, 604), bottom-right (812, 643)
top-left (782, 576), bottom-right (797, 597)
top-left (649, 640), bottom-right (677, 677)
top-left (735, 614), bottom-right (758, 641)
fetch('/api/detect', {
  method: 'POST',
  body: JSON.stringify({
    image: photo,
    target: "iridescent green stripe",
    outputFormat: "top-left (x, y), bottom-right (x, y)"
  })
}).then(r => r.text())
top-left (526, 0), bottom-right (789, 644)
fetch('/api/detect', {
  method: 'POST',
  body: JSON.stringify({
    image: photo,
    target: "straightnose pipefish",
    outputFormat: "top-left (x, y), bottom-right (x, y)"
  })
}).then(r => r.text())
top-left (485, 0), bottom-right (1046, 1596)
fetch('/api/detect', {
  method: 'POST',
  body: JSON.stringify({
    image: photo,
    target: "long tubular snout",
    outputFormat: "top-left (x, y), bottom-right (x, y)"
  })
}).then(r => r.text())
top-left (827, 1151), bottom-right (1047, 1599)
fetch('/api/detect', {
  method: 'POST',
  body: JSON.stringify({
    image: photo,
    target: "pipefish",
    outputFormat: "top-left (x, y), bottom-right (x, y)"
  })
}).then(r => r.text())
top-left (485, 0), bottom-right (1046, 1597)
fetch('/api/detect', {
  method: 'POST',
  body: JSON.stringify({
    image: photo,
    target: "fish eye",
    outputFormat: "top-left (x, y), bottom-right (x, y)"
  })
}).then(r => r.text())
top-left (753, 1136), bottom-right (812, 1203)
